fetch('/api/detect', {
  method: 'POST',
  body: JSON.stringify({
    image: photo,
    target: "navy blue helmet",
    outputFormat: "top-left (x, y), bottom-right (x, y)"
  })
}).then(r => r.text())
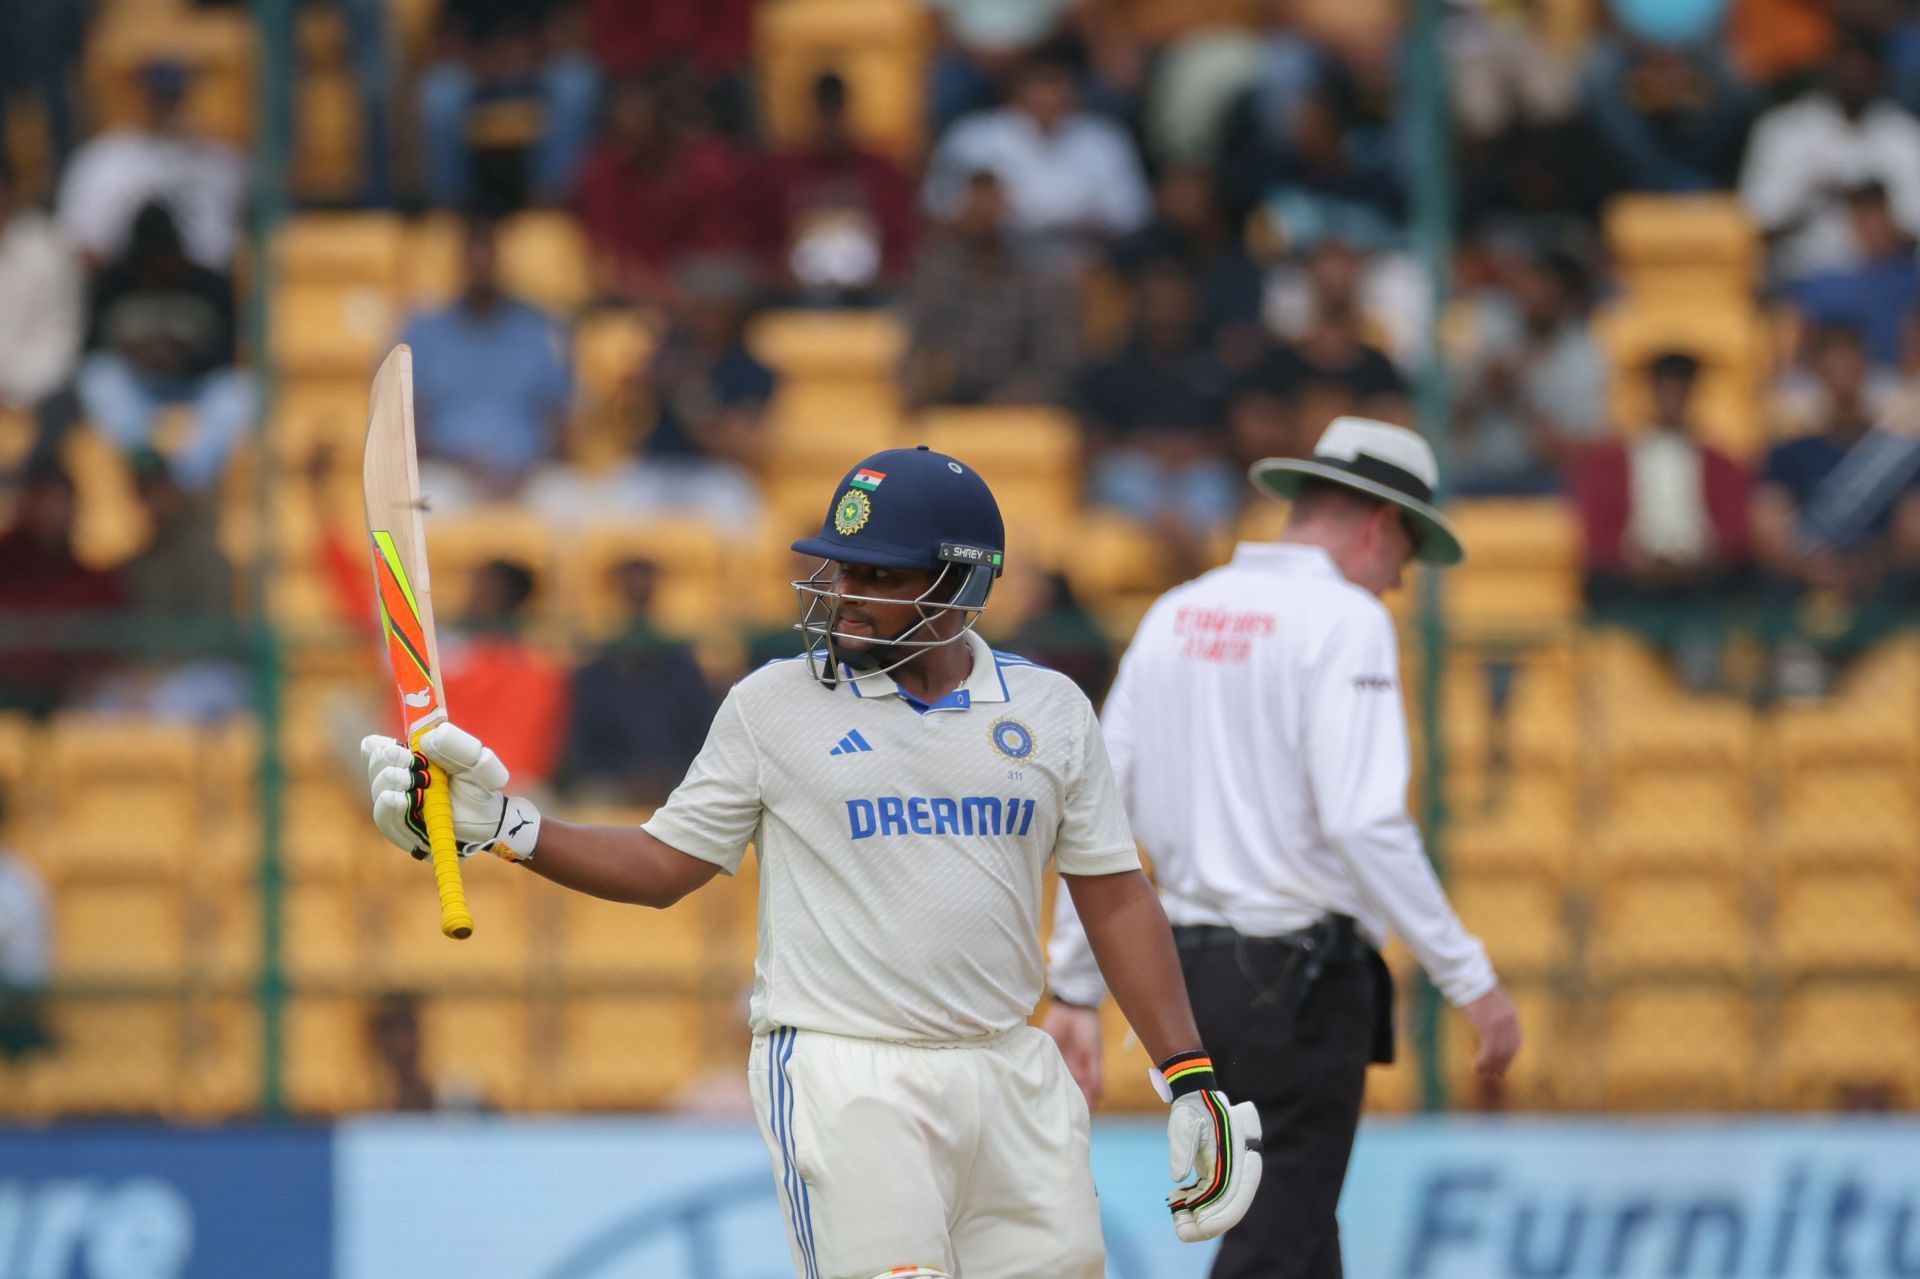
top-left (790, 446), bottom-right (1005, 684)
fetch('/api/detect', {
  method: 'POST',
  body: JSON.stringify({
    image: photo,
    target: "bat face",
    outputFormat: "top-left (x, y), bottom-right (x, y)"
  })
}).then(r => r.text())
top-left (362, 345), bottom-right (449, 745)
top-left (370, 527), bottom-right (445, 740)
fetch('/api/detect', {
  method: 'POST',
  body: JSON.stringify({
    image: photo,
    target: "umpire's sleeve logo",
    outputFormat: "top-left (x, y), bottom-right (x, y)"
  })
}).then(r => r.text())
top-left (1353, 675), bottom-right (1398, 691)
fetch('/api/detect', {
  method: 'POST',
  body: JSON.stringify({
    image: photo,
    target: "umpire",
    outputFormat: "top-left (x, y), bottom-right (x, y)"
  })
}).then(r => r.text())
top-left (1045, 418), bottom-right (1522, 1278)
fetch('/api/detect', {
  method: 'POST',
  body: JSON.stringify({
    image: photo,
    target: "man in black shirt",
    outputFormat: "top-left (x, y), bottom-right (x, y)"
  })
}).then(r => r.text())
top-left (74, 202), bottom-right (255, 493)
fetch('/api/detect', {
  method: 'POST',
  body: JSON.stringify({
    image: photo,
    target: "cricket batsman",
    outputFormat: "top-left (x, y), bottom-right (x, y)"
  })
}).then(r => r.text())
top-left (362, 445), bottom-right (1263, 1277)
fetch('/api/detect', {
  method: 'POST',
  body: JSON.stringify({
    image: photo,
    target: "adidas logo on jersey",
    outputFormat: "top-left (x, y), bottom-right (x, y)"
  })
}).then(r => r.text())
top-left (829, 729), bottom-right (874, 756)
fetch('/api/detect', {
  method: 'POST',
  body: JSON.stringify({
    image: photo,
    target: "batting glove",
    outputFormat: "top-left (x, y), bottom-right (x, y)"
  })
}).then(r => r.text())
top-left (361, 723), bottom-right (542, 863)
top-left (1157, 1051), bottom-right (1263, 1243)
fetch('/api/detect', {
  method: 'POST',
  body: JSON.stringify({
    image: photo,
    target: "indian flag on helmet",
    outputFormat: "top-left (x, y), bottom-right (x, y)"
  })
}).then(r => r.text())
top-left (850, 468), bottom-right (886, 491)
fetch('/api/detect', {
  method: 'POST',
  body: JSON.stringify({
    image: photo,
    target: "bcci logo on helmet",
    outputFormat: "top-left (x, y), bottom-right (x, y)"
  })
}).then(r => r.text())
top-left (990, 718), bottom-right (1035, 760)
top-left (834, 488), bottom-right (872, 535)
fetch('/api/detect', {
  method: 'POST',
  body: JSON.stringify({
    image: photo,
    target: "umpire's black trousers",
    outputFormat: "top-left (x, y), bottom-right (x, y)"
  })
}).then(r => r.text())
top-left (1177, 922), bottom-right (1390, 1279)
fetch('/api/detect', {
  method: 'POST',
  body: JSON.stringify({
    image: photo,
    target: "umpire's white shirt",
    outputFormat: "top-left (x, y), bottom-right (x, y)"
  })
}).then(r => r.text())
top-left (645, 629), bottom-right (1140, 1043)
top-left (1049, 542), bottom-right (1497, 1008)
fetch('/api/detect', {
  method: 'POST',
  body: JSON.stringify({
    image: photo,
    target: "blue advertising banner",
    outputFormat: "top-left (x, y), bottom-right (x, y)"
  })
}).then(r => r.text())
top-left (1341, 1118), bottom-right (1920, 1279)
top-left (0, 1127), bottom-right (331, 1279)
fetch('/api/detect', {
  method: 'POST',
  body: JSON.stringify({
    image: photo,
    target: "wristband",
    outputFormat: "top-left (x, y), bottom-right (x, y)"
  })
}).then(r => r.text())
top-left (1048, 990), bottom-right (1100, 1011)
top-left (486, 796), bottom-right (542, 863)
top-left (1157, 1050), bottom-right (1217, 1100)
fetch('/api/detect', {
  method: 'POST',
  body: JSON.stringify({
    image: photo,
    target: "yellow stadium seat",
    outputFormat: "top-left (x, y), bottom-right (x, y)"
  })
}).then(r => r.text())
top-left (1774, 870), bottom-right (1920, 978)
top-left (1772, 769), bottom-right (1920, 872)
top-left (563, 520), bottom-right (733, 639)
top-left (1599, 991), bottom-right (1754, 1110)
top-left (294, 66), bottom-right (361, 200)
top-left (178, 998), bottom-right (260, 1117)
top-left (23, 998), bottom-right (179, 1115)
top-left (273, 281), bottom-right (397, 379)
top-left (0, 713), bottom-right (37, 802)
top-left (46, 712), bottom-right (201, 785)
top-left (1774, 985), bottom-right (1920, 1109)
top-left (275, 379), bottom-right (378, 463)
top-left (64, 427), bottom-right (149, 567)
top-left (1446, 778), bottom-right (1580, 884)
top-left (278, 777), bottom-right (374, 880)
top-left (286, 996), bottom-right (381, 1114)
top-left (498, 212), bottom-right (594, 317)
top-left (1447, 501), bottom-right (1580, 572)
top-left (544, 996), bottom-right (707, 1110)
top-left (400, 213), bottom-right (464, 306)
top-left (1769, 696), bottom-right (1920, 775)
top-left (85, 8), bottom-right (256, 145)
top-left (188, 877), bottom-right (260, 986)
top-left (381, 872), bottom-right (532, 986)
top-left (48, 785), bottom-right (198, 879)
top-left (1589, 875), bottom-right (1751, 981)
top-left (750, 310), bottom-right (906, 379)
top-left (767, 381), bottom-right (904, 436)
top-left (572, 308), bottom-right (659, 469)
top-left (1444, 570), bottom-right (1582, 633)
top-left (554, 889), bottom-right (711, 985)
top-left (284, 882), bottom-right (369, 986)
top-left (1602, 694), bottom-right (1756, 774)
top-left (421, 995), bottom-right (533, 1110)
top-left (54, 882), bottom-right (188, 984)
top-left (914, 408), bottom-right (1083, 519)
top-left (277, 214), bottom-right (406, 289)
top-left (1061, 513), bottom-right (1177, 629)
top-left (756, 0), bottom-right (932, 161)
top-left (1450, 878), bottom-right (1569, 979)
top-left (1604, 195), bottom-right (1759, 292)
top-left (423, 507), bottom-right (557, 616)
top-left (1591, 773), bottom-right (1753, 876)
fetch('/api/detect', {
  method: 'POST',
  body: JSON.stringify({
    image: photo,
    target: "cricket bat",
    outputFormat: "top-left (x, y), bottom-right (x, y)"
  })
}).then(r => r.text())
top-left (362, 344), bottom-right (473, 940)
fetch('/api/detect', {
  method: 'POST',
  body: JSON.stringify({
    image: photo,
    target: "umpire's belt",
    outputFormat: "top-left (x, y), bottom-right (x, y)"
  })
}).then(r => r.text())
top-left (1172, 915), bottom-right (1395, 1064)
top-left (1170, 916), bottom-right (1373, 965)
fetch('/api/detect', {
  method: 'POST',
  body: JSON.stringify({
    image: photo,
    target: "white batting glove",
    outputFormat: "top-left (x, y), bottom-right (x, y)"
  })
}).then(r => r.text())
top-left (360, 723), bottom-right (542, 863)
top-left (1157, 1052), bottom-right (1263, 1243)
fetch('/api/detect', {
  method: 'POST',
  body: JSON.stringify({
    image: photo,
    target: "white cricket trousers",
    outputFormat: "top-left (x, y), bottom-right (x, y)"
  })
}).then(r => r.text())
top-left (747, 1024), bottom-right (1107, 1279)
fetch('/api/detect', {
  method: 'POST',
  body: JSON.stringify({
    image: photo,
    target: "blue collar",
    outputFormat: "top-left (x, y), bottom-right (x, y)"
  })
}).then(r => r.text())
top-left (898, 687), bottom-right (972, 715)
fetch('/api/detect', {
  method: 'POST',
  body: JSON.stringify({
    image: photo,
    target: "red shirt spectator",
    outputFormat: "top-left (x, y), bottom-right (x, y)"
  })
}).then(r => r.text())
top-left (438, 560), bottom-right (569, 788)
top-left (0, 466), bottom-right (125, 716)
top-left (767, 72), bottom-right (917, 298)
top-left (576, 80), bottom-right (776, 302)
top-left (588, 0), bottom-right (755, 78)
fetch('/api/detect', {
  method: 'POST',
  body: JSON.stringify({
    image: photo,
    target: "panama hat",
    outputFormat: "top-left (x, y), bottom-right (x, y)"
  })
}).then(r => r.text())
top-left (1248, 417), bottom-right (1465, 566)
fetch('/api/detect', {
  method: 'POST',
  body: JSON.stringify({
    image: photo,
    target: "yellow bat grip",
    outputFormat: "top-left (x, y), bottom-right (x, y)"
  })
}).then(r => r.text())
top-left (420, 760), bottom-right (474, 940)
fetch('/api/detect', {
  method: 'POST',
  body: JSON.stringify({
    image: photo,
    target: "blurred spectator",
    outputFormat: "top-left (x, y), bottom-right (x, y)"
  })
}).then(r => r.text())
top-left (1582, 26), bottom-right (1755, 193)
top-left (368, 993), bottom-right (436, 1112)
top-left (399, 215), bottom-right (573, 505)
top-left (1000, 570), bottom-right (1115, 703)
top-left (925, 0), bottom-right (1074, 132)
top-left (1788, 182), bottom-right (1920, 368)
top-left (1111, 166), bottom-right (1264, 371)
top-left (1728, 0), bottom-right (1840, 87)
top-left (75, 203), bottom-right (254, 495)
top-left (0, 463), bottom-right (124, 718)
top-left (417, 0), bottom-right (600, 209)
top-left (0, 163), bottom-right (85, 473)
top-left (588, 0), bottom-right (756, 132)
top-left (1447, 1), bottom-right (1580, 145)
top-left (768, 72), bottom-right (917, 305)
top-left (83, 450), bottom-right (249, 724)
top-left (0, 0), bottom-right (88, 178)
top-left (0, 791), bottom-right (51, 1063)
top-left (559, 558), bottom-right (718, 804)
top-left (575, 77), bottom-right (775, 305)
top-left (56, 61), bottom-right (246, 271)
top-left (609, 255), bottom-right (772, 526)
top-left (440, 559), bottom-right (569, 790)
top-left (1450, 247), bottom-right (1608, 495)
top-left (1572, 353), bottom-right (1753, 691)
top-left (1753, 324), bottom-right (1920, 693)
top-left (1741, 30), bottom-right (1920, 282)
top-left (901, 171), bottom-right (1080, 408)
top-left (1232, 239), bottom-right (1410, 465)
top-left (1219, 75), bottom-right (1403, 249)
top-left (330, 0), bottom-right (398, 206)
top-left (924, 52), bottom-right (1151, 270)
top-left (1072, 258), bottom-right (1237, 559)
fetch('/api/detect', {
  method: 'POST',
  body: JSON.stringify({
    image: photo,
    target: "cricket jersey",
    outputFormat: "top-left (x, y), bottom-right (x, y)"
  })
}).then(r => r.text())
top-left (643, 629), bottom-right (1140, 1042)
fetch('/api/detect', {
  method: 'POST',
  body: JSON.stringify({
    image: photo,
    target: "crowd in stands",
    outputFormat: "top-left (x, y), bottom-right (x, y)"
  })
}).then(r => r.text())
top-left (6, 0), bottom-right (1920, 743)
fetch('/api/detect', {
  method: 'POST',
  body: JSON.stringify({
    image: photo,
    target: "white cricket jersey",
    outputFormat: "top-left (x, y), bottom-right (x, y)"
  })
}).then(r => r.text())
top-left (644, 629), bottom-right (1140, 1042)
top-left (1048, 542), bottom-right (1498, 1008)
